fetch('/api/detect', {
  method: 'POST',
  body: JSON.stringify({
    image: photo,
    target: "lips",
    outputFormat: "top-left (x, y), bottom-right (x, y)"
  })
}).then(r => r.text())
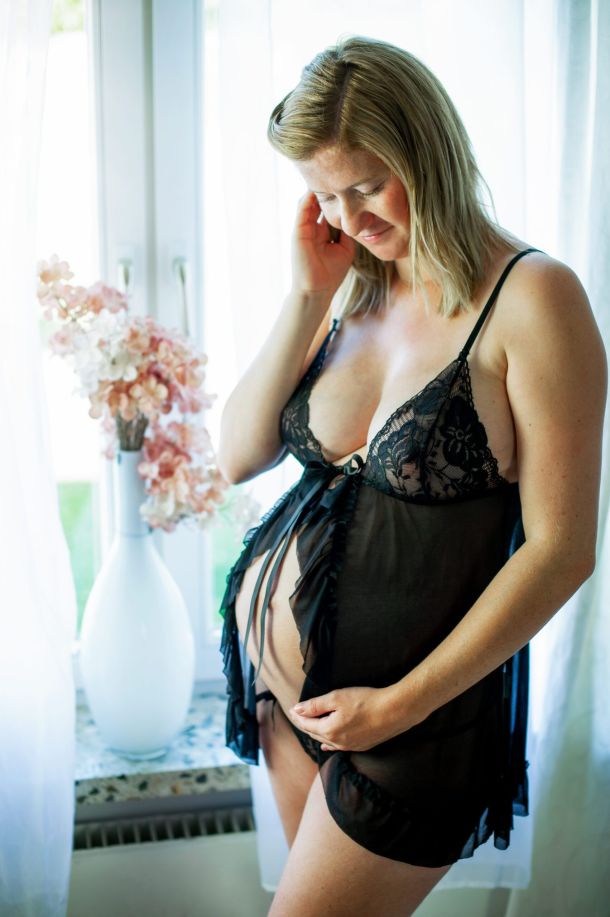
top-left (360, 226), bottom-right (391, 242)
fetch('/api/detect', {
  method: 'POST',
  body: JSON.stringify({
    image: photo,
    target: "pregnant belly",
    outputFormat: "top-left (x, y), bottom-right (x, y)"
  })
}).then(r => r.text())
top-left (234, 529), bottom-right (305, 714)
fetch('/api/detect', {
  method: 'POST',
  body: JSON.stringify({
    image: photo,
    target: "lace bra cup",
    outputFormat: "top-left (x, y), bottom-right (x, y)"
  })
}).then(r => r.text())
top-left (280, 248), bottom-right (541, 502)
top-left (281, 344), bottom-right (504, 502)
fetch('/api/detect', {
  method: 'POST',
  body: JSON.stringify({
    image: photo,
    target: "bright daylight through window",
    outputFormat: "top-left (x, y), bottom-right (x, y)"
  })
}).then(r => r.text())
top-left (36, 0), bottom-right (101, 629)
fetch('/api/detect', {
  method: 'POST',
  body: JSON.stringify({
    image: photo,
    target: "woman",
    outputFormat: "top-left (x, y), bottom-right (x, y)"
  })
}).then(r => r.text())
top-left (217, 36), bottom-right (606, 916)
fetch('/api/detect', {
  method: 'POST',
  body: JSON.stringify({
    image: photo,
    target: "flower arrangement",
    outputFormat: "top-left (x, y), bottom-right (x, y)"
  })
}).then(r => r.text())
top-left (37, 254), bottom-right (257, 533)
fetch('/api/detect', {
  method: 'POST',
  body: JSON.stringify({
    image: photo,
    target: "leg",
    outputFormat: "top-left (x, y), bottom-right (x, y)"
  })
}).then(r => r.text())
top-left (269, 771), bottom-right (452, 917)
top-left (256, 690), bottom-right (318, 848)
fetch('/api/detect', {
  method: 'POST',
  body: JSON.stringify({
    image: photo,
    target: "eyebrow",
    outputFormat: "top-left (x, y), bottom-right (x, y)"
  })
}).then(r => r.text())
top-left (312, 175), bottom-right (382, 194)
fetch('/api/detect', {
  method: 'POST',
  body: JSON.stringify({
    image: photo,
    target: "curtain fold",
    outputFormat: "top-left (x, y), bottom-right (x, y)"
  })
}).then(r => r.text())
top-left (505, 0), bottom-right (610, 912)
top-left (0, 2), bottom-right (77, 915)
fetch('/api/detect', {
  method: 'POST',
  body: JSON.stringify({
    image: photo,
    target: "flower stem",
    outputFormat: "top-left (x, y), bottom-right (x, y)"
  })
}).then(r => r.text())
top-left (116, 413), bottom-right (149, 450)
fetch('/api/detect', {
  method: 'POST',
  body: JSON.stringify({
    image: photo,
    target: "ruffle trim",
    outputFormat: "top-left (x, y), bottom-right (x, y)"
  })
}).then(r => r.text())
top-left (332, 753), bottom-right (407, 815)
top-left (219, 479), bottom-right (304, 766)
top-left (323, 751), bottom-right (529, 867)
top-left (290, 473), bottom-right (361, 699)
top-left (219, 464), bottom-right (363, 766)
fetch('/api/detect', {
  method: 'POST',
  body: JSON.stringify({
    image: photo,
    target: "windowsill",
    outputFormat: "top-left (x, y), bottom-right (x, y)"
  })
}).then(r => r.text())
top-left (75, 679), bottom-right (251, 816)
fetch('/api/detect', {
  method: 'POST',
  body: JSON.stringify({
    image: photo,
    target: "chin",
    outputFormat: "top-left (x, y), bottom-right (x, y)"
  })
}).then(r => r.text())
top-left (357, 231), bottom-right (408, 257)
top-left (368, 243), bottom-right (408, 262)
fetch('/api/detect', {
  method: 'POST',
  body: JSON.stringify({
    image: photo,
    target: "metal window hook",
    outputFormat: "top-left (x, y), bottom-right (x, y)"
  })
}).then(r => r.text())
top-left (172, 257), bottom-right (190, 336)
top-left (117, 258), bottom-right (133, 295)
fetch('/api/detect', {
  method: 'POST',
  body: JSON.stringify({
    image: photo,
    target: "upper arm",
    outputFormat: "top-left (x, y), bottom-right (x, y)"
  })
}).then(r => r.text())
top-left (503, 255), bottom-right (607, 573)
top-left (297, 305), bottom-right (335, 381)
top-left (217, 307), bottom-right (331, 484)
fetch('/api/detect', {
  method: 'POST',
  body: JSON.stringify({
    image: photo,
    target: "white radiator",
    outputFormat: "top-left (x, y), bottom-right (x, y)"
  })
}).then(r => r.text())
top-left (68, 805), bottom-right (275, 917)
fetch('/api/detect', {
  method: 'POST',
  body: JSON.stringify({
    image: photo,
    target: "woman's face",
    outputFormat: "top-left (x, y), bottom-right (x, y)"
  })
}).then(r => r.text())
top-left (296, 144), bottom-right (410, 259)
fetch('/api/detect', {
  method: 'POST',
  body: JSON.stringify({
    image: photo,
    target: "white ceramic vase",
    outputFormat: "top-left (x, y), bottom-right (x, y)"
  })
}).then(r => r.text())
top-left (79, 449), bottom-right (195, 759)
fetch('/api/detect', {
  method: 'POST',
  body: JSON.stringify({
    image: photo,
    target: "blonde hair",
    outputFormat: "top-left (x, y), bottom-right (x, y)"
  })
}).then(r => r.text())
top-left (267, 35), bottom-right (519, 319)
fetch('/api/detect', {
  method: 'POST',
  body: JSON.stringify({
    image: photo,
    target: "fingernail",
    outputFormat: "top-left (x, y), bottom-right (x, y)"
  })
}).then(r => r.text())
top-left (293, 705), bottom-right (305, 714)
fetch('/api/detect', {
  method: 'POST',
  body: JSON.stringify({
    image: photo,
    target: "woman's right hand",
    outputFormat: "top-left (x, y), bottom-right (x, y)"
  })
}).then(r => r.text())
top-left (290, 191), bottom-right (356, 300)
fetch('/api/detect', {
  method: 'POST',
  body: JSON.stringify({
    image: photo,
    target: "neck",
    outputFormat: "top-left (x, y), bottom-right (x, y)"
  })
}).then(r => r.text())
top-left (393, 251), bottom-right (437, 288)
top-left (390, 263), bottom-right (443, 320)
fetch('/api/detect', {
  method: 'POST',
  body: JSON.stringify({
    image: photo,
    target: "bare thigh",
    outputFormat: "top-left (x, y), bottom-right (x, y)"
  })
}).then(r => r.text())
top-left (269, 771), bottom-right (453, 917)
top-left (257, 694), bottom-right (318, 848)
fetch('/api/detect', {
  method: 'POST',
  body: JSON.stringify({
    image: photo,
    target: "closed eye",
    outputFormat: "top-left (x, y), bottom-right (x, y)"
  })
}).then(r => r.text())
top-left (316, 182), bottom-right (386, 205)
top-left (360, 182), bottom-right (385, 198)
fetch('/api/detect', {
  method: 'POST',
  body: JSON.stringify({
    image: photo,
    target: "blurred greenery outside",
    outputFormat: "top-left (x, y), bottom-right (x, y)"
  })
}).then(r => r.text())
top-left (52, 0), bottom-right (84, 34)
top-left (58, 482), bottom-right (99, 632)
top-left (209, 486), bottom-right (250, 626)
top-left (59, 480), bottom-right (246, 632)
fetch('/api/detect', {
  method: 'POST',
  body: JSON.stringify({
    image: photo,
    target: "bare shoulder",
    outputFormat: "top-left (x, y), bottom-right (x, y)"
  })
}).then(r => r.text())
top-left (493, 249), bottom-right (606, 569)
top-left (494, 250), bottom-right (607, 386)
top-left (501, 252), bottom-right (601, 346)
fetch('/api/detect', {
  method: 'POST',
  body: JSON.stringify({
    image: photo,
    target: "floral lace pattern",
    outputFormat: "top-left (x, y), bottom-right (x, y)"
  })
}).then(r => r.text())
top-left (279, 319), bottom-right (509, 504)
top-left (363, 357), bottom-right (508, 502)
top-left (279, 324), bottom-right (336, 466)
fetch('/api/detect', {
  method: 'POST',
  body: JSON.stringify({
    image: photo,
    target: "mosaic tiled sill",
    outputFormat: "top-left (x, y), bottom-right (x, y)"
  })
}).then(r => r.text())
top-left (75, 684), bottom-right (250, 806)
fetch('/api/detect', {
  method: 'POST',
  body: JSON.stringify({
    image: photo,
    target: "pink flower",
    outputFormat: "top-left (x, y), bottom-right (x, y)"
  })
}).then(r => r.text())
top-left (39, 253), bottom-right (226, 533)
top-left (124, 321), bottom-right (151, 354)
top-left (128, 376), bottom-right (170, 417)
top-left (37, 254), bottom-right (73, 290)
top-left (86, 282), bottom-right (128, 315)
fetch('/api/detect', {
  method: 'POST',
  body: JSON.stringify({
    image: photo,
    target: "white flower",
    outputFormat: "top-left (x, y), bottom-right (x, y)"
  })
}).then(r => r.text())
top-left (141, 490), bottom-right (176, 523)
top-left (99, 344), bottom-right (139, 382)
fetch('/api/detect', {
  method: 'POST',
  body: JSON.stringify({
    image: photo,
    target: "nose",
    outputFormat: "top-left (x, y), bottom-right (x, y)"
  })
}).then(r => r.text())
top-left (337, 198), bottom-right (371, 238)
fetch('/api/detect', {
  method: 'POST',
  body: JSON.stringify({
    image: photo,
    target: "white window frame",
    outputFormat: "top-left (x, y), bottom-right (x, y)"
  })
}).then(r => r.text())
top-left (77, 0), bottom-right (222, 691)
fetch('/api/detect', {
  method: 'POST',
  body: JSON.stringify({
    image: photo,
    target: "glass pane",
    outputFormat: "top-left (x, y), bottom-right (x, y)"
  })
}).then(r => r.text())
top-left (57, 481), bottom-right (100, 630)
top-left (202, 0), bottom-right (239, 624)
top-left (208, 484), bottom-right (255, 629)
top-left (36, 0), bottom-right (101, 629)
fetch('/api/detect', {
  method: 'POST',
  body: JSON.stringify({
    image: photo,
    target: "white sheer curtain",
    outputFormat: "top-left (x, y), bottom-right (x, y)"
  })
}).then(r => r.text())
top-left (0, 2), bottom-right (77, 915)
top-left (214, 0), bottom-right (610, 906)
top-left (504, 1), bottom-right (610, 913)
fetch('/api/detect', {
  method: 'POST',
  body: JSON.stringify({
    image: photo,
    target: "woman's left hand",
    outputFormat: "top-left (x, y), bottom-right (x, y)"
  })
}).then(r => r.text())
top-left (287, 686), bottom-right (415, 752)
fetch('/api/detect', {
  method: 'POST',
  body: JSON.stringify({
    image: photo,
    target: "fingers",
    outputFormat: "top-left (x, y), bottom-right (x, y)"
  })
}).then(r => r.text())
top-left (298, 193), bottom-right (342, 239)
top-left (293, 694), bottom-right (336, 716)
top-left (327, 223), bottom-right (341, 243)
top-left (296, 194), bottom-right (343, 247)
top-left (293, 192), bottom-right (322, 235)
top-left (299, 189), bottom-right (319, 207)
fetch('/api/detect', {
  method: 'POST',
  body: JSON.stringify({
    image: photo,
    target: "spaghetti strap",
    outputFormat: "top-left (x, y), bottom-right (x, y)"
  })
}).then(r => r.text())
top-left (294, 315), bottom-right (342, 394)
top-left (458, 247), bottom-right (542, 361)
top-left (312, 315), bottom-right (341, 364)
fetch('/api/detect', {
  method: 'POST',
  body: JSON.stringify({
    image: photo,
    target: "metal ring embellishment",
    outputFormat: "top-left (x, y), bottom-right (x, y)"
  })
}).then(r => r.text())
top-left (341, 453), bottom-right (365, 476)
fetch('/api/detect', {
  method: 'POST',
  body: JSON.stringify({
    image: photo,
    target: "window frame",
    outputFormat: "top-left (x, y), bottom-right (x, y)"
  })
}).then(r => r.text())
top-left (76, 0), bottom-right (221, 690)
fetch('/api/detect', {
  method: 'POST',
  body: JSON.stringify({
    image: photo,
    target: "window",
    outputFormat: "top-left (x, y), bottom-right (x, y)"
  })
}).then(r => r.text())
top-left (36, 0), bottom-right (101, 635)
top-left (44, 0), bottom-right (238, 685)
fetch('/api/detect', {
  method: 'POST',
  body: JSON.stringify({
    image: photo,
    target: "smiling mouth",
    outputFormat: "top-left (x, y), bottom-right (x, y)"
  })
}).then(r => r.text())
top-left (361, 227), bottom-right (391, 242)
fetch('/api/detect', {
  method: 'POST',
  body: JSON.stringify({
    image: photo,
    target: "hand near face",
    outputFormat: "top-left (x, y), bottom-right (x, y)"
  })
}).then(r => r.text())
top-left (291, 191), bottom-right (356, 298)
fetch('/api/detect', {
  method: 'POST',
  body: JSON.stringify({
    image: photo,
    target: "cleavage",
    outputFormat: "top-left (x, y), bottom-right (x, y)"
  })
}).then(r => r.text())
top-left (306, 321), bottom-right (460, 465)
top-left (305, 323), bottom-right (515, 484)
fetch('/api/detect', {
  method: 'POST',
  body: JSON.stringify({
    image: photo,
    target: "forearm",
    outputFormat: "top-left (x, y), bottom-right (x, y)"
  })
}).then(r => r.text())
top-left (384, 540), bottom-right (593, 729)
top-left (218, 290), bottom-right (331, 484)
